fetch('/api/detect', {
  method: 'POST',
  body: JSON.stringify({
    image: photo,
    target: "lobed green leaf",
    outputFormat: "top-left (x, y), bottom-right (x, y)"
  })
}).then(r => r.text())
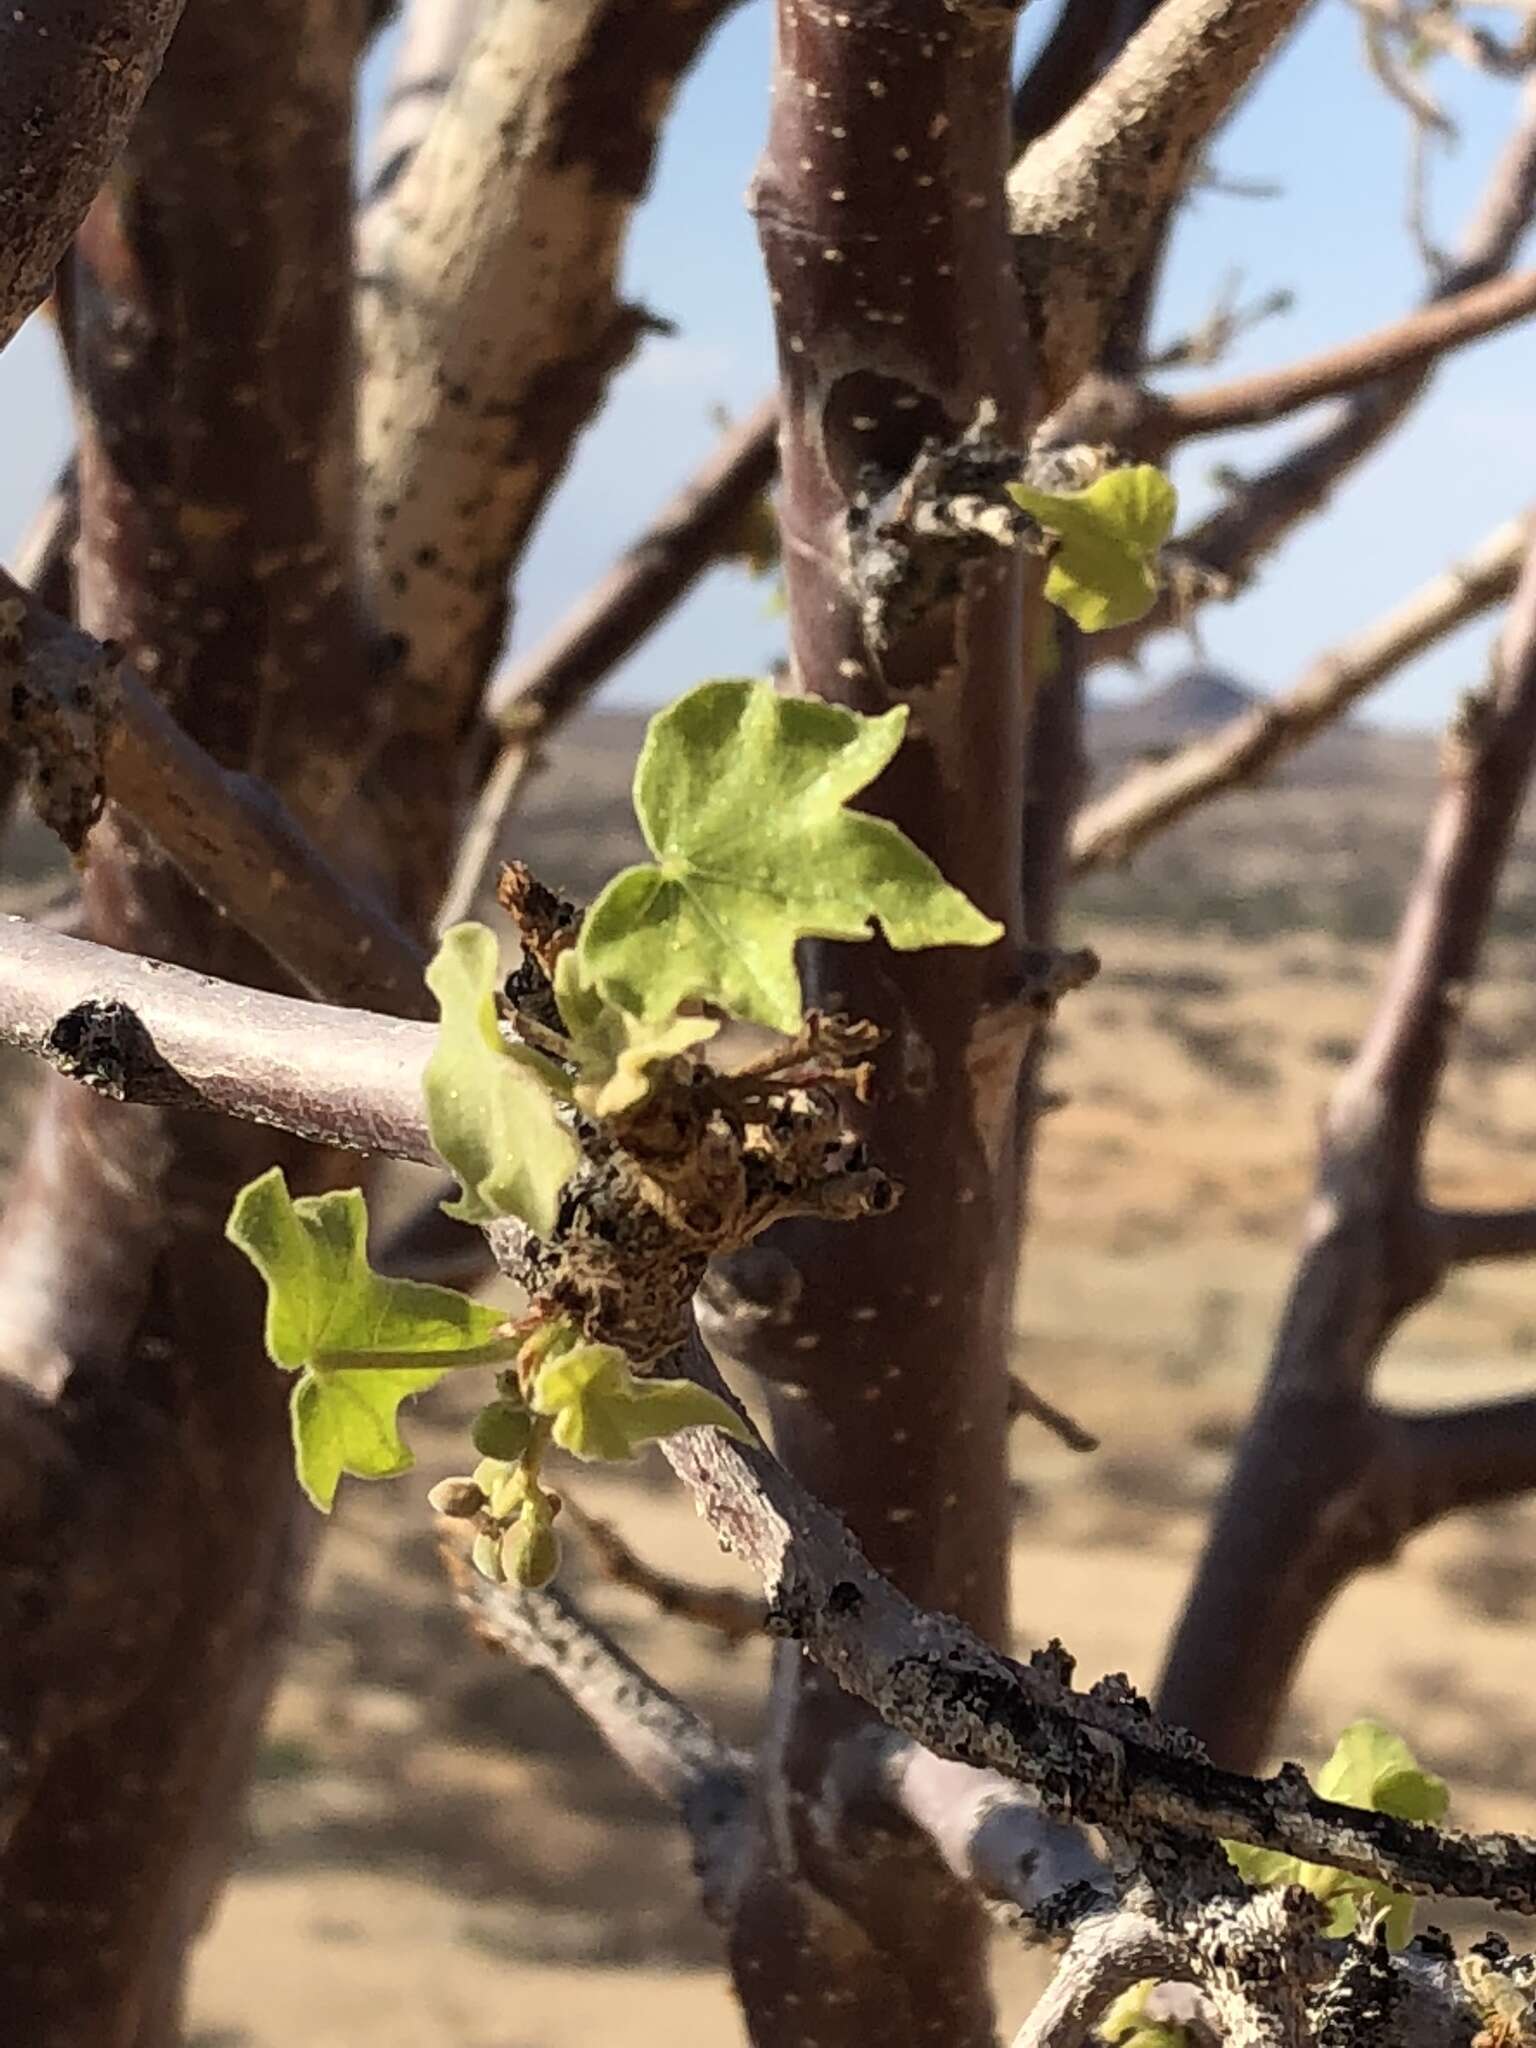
top-left (529, 1338), bottom-right (752, 1463)
top-left (1008, 466), bottom-right (1177, 633)
top-left (226, 1167), bottom-right (511, 1509)
top-left (577, 679), bottom-right (1002, 1034)
top-left (554, 950), bottom-right (717, 1119)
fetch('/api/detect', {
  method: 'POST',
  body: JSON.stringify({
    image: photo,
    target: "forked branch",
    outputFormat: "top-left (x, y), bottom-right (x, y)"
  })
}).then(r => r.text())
top-left (1158, 515), bottom-right (1536, 1768)
top-left (647, 1325), bottom-right (1536, 1916)
top-left (1092, 74), bottom-right (1536, 666)
top-left (1008, 0), bottom-right (1312, 409)
top-left (0, 567), bottom-right (430, 1016)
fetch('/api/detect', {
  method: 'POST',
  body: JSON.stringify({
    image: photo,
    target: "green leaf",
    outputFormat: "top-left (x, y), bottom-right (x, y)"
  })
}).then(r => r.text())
top-left (576, 679), bottom-right (1002, 1032)
top-left (226, 1167), bottom-right (510, 1509)
top-left (424, 922), bottom-right (580, 1235)
top-left (286, 1369), bottom-right (446, 1514)
top-left (1007, 466), bottom-right (1177, 633)
top-left (1315, 1718), bottom-right (1448, 1824)
top-left (1099, 1983), bottom-right (1194, 2048)
top-left (1224, 1720), bottom-right (1447, 1947)
top-left (530, 1340), bottom-right (753, 1463)
top-left (554, 951), bottom-right (718, 1118)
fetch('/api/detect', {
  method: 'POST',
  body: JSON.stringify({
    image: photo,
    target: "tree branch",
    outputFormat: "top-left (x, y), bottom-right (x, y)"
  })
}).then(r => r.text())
top-left (1398, 1395), bottom-right (1536, 1524)
top-left (358, 0), bottom-right (485, 215)
top-left (0, 916), bottom-right (435, 1162)
top-left (1432, 1202), bottom-right (1536, 1265)
top-left (563, 1498), bottom-right (767, 1645)
top-left (1160, 266), bottom-right (1536, 444)
top-left (0, 567), bottom-right (431, 1017)
top-left (1071, 515), bottom-right (1528, 872)
top-left (1011, 1905), bottom-right (1185, 2048)
top-left (451, 1549), bottom-right (753, 1917)
top-left (644, 1325), bottom-right (1536, 1916)
top-left (1090, 72), bottom-right (1536, 666)
top-left (0, 0), bottom-right (187, 350)
top-left (1157, 514), bottom-right (1536, 1768)
top-left (440, 393), bottom-right (780, 927)
top-left (865, 1737), bottom-right (1105, 1913)
top-left (1007, 0), bottom-right (1311, 410)
top-left (358, 0), bottom-right (741, 922)
top-left (1010, 0), bottom-right (1145, 150)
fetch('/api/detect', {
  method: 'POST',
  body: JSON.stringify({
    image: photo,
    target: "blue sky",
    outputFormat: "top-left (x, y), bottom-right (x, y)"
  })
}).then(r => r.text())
top-left (2, 0), bottom-right (1531, 728)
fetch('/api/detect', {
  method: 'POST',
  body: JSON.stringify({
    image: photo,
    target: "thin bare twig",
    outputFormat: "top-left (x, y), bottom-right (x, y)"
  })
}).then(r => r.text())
top-left (1163, 266), bottom-right (1536, 441)
top-left (562, 1498), bottom-right (767, 1644)
top-left (1142, 276), bottom-right (1295, 371)
top-left (0, 917), bottom-right (435, 1161)
top-left (1072, 515), bottom-right (1528, 871)
top-left (451, 1548), bottom-right (752, 1916)
top-left (1008, 1374), bottom-right (1100, 1453)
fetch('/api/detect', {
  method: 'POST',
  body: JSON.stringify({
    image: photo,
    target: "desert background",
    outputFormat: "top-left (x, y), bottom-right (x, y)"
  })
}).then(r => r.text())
top-left (6, 673), bottom-right (1534, 2047)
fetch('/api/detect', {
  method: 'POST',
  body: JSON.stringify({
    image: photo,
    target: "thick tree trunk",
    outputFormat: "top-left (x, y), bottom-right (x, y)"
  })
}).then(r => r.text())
top-left (0, 2), bottom-right (363, 2039)
top-left (709, 5), bottom-right (1033, 2042)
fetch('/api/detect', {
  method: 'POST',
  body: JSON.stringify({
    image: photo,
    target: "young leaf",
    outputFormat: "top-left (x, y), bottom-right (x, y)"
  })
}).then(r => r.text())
top-left (286, 1369), bottom-right (446, 1515)
top-left (1314, 1717), bottom-right (1449, 1824)
top-left (226, 1167), bottom-right (511, 1509)
top-left (577, 679), bottom-right (1002, 1033)
top-left (530, 1339), bottom-right (752, 1463)
top-left (1007, 466), bottom-right (1177, 633)
top-left (1099, 1982), bottom-right (1195, 2048)
top-left (424, 922), bottom-right (579, 1235)
top-left (1224, 1719), bottom-right (1448, 1946)
top-left (553, 951), bottom-right (718, 1118)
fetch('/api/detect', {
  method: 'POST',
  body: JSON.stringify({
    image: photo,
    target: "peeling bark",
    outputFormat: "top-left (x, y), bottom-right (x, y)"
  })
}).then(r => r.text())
top-left (358, 0), bottom-right (740, 919)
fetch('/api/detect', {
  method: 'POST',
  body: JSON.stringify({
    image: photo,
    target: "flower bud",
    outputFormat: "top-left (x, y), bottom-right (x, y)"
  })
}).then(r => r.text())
top-left (501, 1517), bottom-right (560, 1589)
top-left (427, 1476), bottom-right (485, 1520)
top-left (471, 1399), bottom-right (532, 1462)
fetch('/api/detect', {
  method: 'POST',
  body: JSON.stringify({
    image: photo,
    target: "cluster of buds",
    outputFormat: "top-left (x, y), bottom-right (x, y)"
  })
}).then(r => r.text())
top-left (428, 1330), bottom-right (565, 1589)
top-left (429, 1445), bottom-right (562, 1589)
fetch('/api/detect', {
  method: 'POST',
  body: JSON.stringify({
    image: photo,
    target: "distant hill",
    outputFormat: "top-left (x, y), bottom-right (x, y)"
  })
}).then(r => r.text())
top-left (1086, 664), bottom-right (1431, 791)
top-left (1090, 667), bottom-right (1266, 757)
